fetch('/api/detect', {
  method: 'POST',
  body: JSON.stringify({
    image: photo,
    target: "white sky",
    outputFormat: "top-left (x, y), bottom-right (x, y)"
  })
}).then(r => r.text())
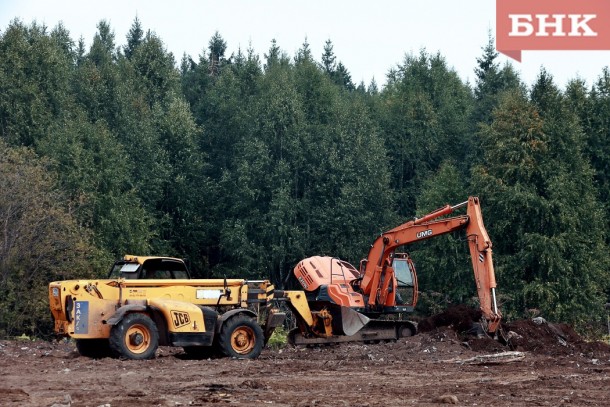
top-left (1, 0), bottom-right (609, 89)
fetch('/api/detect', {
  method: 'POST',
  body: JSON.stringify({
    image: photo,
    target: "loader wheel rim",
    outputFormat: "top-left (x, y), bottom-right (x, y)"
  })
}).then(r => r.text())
top-left (230, 326), bottom-right (256, 354)
top-left (125, 324), bottom-right (151, 354)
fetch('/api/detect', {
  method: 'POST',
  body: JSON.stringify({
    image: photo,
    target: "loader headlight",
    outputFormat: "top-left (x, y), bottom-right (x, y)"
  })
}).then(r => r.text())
top-left (52, 287), bottom-right (60, 297)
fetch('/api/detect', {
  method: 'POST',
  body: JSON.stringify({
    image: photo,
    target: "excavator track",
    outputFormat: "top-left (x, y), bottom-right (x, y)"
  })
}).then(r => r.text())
top-left (287, 320), bottom-right (417, 346)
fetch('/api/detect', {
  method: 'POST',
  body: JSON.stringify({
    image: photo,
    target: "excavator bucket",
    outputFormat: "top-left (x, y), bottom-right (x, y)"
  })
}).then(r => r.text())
top-left (338, 306), bottom-right (370, 336)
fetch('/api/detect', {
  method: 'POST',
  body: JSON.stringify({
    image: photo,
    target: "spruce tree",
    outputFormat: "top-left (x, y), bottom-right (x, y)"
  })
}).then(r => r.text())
top-left (321, 39), bottom-right (336, 75)
top-left (473, 34), bottom-right (522, 125)
top-left (124, 16), bottom-right (144, 59)
top-left (208, 31), bottom-right (228, 76)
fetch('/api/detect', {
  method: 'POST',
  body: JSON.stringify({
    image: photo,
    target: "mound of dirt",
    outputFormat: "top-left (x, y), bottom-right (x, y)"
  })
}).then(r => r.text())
top-left (505, 319), bottom-right (610, 357)
top-left (416, 305), bottom-right (610, 357)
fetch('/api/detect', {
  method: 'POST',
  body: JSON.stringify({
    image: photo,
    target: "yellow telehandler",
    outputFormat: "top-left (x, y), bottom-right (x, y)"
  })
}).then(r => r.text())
top-left (49, 255), bottom-right (284, 360)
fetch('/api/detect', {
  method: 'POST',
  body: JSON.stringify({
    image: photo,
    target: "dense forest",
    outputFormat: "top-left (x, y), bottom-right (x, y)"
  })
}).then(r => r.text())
top-left (1, 18), bottom-right (609, 338)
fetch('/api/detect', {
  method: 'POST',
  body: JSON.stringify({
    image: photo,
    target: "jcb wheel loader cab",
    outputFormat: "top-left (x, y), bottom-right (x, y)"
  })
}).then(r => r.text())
top-left (219, 315), bottom-right (264, 359)
top-left (109, 313), bottom-right (159, 360)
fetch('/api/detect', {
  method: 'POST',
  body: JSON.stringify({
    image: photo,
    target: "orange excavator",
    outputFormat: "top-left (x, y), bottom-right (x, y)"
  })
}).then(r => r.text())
top-left (276, 196), bottom-right (502, 345)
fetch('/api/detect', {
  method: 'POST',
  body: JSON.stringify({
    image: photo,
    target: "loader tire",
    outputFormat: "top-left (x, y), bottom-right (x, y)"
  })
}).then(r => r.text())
top-left (75, 339), bottom-right (111, 358)
top-left (109, 313), bottom-right (159, 360)
top-left (218, 315), bottom-right (264, 359)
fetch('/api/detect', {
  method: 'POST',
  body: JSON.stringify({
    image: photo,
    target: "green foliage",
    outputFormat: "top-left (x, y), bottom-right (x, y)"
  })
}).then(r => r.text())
top-left (130, 31), bottom-right (180, 108)
top-left (124, 17), bottom-right (144, 60)
top-left (411, 162), bottom-right (474, 304)
top-left (266, 327), bottom-right (289, 350)
top-left (37, 114), bottom-right (153, 256)
top-left (208, 31), bottom-right (229, 77)
top-left (380, 50), bottom-right (474, 216)
top-left (571, 69), bottom-right (610, 247)
top-left (0, 140), bottom-right (102, 337)
top-left (0, 20), bottom-right (73, 147)
top-left (473, 34), bottom-right (523, 126)
top-left (472, 74), bottom-right (610, 328)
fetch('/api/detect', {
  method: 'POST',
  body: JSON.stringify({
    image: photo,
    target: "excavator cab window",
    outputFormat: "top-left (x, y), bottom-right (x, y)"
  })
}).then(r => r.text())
top-left (393, 255), bottom-right (417, 307)
top-left (393, 257), bottom-right (414, 287)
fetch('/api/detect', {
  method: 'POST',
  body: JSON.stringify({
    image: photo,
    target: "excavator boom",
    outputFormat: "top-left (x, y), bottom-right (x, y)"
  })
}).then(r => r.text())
top-left (360, 196), bottom-right (501, 332)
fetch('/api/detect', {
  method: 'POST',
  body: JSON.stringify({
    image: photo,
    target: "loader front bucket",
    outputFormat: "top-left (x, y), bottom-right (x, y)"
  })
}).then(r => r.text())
top-left (338, 306), bottom-right (370, 336)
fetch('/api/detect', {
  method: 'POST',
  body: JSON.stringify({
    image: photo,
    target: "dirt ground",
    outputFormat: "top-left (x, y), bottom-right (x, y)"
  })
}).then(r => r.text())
top-left (2, 310), bottom-right (610, 407)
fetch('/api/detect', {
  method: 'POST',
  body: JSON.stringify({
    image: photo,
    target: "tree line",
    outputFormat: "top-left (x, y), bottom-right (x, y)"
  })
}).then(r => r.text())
top-left (0, 18), bottom-right (608, 337)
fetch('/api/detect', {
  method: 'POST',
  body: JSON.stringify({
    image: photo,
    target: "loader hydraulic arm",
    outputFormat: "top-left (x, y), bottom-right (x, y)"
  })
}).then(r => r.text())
top-left (359, 196), bottom-right (501, 332)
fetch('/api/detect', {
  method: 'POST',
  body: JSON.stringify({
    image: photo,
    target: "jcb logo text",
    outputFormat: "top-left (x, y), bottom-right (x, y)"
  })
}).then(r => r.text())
top-left (172, 311), bottom-right (190, 328)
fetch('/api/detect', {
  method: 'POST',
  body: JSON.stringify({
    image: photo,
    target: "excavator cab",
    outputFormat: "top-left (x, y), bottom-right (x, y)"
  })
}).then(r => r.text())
top-left (392, 253), bottom-right (418, 307)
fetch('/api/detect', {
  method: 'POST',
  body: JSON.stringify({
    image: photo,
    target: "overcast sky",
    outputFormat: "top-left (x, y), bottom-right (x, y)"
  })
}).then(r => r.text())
top-left (1, 0), bottom-right (609, 89)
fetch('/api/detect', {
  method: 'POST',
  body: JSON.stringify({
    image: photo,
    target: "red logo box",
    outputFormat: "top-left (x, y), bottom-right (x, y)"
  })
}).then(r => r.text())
top-left (496, 0), bottom-right (610, 61)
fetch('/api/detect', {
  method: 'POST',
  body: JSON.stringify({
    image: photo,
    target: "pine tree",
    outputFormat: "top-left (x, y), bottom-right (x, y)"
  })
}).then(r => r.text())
top-left (208, 31), bottom-right (228, 76)
top-left (473, 34), bottom-right (522, 125)
top-left (89, 20), bottom-right (115, 67)
top-left (264, 39), bottom-right (281, 71)
top-left (124, 16), bottom-right (144, 60)
top-left (295, 38), bottom-right (313, 64)
top-left (0, 20), bottom-right (73, 146)
top-left (334, 62), bottom-right (355, 90)
top-left (321, 39), bottom-right (336, 74)
top-left (76, 36), bottom-right (86, 66)
top-left (129, 30), bottom-right (179, 108)
top-left (38, 112), bottom-right (153, 256)
top-left (75, 20), bottom-right (121, 124)
top-left (368, 78), bottom-right (379, 95)
top-left (50, 22), bottom-right (76, 63)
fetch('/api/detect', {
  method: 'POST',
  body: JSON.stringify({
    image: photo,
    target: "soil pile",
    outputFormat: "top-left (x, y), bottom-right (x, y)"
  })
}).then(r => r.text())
top-left (415, 305), bottom-right (610, 357)
top-left (506, 318), bottom-right (610, 356)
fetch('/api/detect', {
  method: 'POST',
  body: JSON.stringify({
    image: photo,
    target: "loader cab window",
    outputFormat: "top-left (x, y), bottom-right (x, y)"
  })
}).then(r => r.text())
top-left (173, 268), bottom-right (189, 279)
top-left (108, 262), bottom-right (141, 279)
top-left (108, 258), bottom-right (190, 279)
top-left (143, 268), bottom-right (171, 278)
top-left (141, 259), bottom-right (190, 279)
